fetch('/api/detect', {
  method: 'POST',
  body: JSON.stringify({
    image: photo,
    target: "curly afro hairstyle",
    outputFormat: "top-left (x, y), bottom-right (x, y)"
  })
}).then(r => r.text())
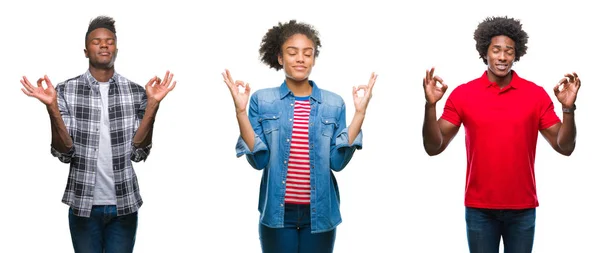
top-left (474, 16), bottom-right (528, 65)
top-left (259, 20), bottom-right (321, 71)
top-left (85, 16), bottom-right (116, 45)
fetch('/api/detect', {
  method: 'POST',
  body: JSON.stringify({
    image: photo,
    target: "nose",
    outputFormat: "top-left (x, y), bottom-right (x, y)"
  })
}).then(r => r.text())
top-left (99, 40), bottom-right (108, 48)
top-left (296, 54), bottom-right (305, 63)
top-left (498, 52), bottom-right (507, 61)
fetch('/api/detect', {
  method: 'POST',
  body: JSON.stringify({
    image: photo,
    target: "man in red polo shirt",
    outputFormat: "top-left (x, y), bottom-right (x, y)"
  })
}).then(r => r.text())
top-left (422, 16), bottom-right (580, 253)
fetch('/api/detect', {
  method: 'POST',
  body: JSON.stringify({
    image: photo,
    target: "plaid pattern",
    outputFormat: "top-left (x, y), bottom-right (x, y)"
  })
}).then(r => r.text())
top-left (51, 70), bottom-right (151, 217)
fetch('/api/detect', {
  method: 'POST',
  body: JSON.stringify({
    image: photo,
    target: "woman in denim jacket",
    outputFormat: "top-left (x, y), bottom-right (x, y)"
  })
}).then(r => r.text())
top-left (223, 20), bottom-right (377, 253)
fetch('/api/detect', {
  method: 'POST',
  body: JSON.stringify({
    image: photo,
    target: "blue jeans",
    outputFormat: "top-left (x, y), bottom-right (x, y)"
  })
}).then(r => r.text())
top-left (466, 207), bottom-right (536, 253)
top-left (69, 205), bottom-right (138, 253)
top-left (259, 204), bottom-right (336, 253)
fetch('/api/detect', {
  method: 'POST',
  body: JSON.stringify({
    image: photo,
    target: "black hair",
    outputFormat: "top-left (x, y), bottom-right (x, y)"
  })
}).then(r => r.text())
top-left (259, 20), bottom-right (321, 71)
top-left (474, 16), bottom-right (528, 64)
top-left (85, 16), bottom-right (116, 44)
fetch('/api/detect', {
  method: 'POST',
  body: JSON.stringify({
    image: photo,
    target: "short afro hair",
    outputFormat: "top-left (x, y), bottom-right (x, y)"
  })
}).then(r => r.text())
top-left (259, 20), bottom-right (321, 71)
top-left (474, 16), bottom-right (528, 65)
top-left (85, 16), bottom-right (116, 44)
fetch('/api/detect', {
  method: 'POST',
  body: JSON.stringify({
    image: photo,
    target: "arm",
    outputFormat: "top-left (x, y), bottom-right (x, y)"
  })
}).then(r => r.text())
top-left (223, 69), bottom-right (269, 170)
top-left (539, 72), bottom-right (580, 156)
top-left (422, 102), bottom-right (460, 156)
top-left (131, 71), bottom-right (177, 162)
top-left (235, 94), bottom-right (270, 169)
top-left (20, 75), bottom-right (74, 163)
top-left (329, 72), bottom-right (378, 171)
top-left (540, 114), bottom-right (576, 156)
top-left (421, 67), bottom-right (460, 156)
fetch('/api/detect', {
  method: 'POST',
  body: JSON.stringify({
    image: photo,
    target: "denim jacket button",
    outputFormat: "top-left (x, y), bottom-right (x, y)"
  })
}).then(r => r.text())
top-left (282, 180), bottom-right (285, 184)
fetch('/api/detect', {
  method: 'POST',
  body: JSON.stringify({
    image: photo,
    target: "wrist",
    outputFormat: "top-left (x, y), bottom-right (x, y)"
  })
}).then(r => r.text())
top-left (236, 109), bottom-right (247, 117)
top-left (425, 101), bottom-right (437, 108)
top-left (562, 103), bottom-right (576, 114)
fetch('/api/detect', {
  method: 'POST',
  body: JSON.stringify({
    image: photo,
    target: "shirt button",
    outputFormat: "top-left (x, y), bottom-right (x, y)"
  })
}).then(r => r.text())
top-left (289, 118), bottom-right (292, 121)
top-left (286, 139), bottom-right (290, 142)
top-left (310, 123), bottom-right (313, 126)
top-left (325, 120), bottom-right (329, 123)
top-left (282, 180), bottom-right (285, 184)
top-left (272, 116), bottom-right (276, 119)
top-left (284, 160), bottom-right (287, 164)
top-left (290, 103), bottom-right (294, 106)
top-left (281, 204), bottom-right (284, 207)
top-left (312, 208), bottom-right (316, 213)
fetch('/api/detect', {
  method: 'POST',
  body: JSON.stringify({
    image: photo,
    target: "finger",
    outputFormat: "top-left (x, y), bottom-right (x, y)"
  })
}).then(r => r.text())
top-left (37, 78), bottom-right (45, 88)
top-left (553, 83), bottom-right (560, 94)
top-left (425, 69), bottom-right (430, 84)
top-left (146, 76), bottom-right (158, 87)
top-left (160, 71), bottom-right (170, 85)
top-left (441, 83), bottom-right (448, 93)
top-left (368, 72), bottom-right (378, 88)
top-left (21, 79), bottom-right (35, 93)
top-left (564, 73), bottom-right (575, 83)
top-left (244, 83), bottom-right (251, 94)
top-left (168, 81), bottom-right (177, 91)
top-left (557, 77), bottom-right (567, 85)
top-left (433, 76), bottom-right (444, 85)
top-left (21, 88), bottom-right (33, 96)
top-left (429, 67), bottom-right (435, 81)
top-left (226, 69), bottom-right (235, 84)
top-left (352, 86), bottom-right (358, 99)
top-left (44, 75), bottom-right (55, 89)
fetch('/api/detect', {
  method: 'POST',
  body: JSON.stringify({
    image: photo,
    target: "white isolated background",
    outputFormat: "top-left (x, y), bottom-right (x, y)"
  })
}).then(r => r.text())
top-left (1, 0), bottom-right (597, 252)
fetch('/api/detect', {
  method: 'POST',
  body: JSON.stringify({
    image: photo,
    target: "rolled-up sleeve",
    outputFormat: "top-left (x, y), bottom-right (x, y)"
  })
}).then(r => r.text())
top-left (50, 85), bottom-right (75, 163)
top-left (235, 94), bottom-right (270, 170)
top-left (130, 93), bottom-right (152, 162)
top-left (330, 103), bottom-right (362, 172)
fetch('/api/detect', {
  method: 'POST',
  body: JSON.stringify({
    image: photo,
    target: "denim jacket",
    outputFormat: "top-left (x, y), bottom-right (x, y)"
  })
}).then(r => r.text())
top-left (236, 80), bottom-right (363, 233)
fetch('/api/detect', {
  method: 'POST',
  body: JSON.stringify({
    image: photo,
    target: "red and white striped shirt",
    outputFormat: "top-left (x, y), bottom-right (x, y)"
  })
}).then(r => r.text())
top-left (284, 97), bottom-right (311, 204)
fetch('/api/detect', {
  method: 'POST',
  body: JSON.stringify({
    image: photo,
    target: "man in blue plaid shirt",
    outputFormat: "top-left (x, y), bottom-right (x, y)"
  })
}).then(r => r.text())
top-left (20, 16), bottom-right (176, 253)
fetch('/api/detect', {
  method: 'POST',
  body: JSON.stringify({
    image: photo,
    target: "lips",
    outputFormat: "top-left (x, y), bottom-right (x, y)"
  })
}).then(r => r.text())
top-left (293, 66), bottom-right (307, 71)
top-left (496, 64), bottom-right (508, 71)
top-left (99, 52), bottom-right (111, 56)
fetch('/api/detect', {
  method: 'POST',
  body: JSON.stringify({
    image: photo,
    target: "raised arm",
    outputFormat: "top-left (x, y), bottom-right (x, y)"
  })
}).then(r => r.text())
top-left (540, 72), bottom-right (580, 156)
top-left (223, 69), bottom-right (270, 169)
top-left (421, 67), bottom-right (460, 156)
top-left (21, 75), bottom-right (74, 162)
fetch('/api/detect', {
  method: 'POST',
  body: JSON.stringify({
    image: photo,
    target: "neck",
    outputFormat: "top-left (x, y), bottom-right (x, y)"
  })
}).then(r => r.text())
top-left (89, 66), bottom-right (115, 82)
top-left (286, 77), bottom-right (312, 97)
top-left (488, 69), bottom-right (512, 88)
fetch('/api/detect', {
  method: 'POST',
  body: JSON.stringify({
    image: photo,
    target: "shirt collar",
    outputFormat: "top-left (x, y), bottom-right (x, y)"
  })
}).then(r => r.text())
top-left (82, 69), bottom-right (120, 87)
top-left (480, 70), bottom-right (521, 89)
top-left (278, 80), bottom-right (322, 103)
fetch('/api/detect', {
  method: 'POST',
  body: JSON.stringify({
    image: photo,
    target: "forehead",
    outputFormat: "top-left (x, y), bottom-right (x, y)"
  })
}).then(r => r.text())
top-left (283, 34), bottom-right (314, 49)
top-left (490, 35), bottom-right (515, 47)
top-left (87, 28), bottom-right (116, 40)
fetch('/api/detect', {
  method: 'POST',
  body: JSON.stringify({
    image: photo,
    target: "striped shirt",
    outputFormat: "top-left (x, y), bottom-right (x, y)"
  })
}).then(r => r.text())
top-left (284, 96), bottom-right (311, 204)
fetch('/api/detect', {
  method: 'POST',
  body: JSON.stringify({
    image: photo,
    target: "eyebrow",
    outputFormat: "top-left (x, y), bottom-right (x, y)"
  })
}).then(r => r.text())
top-left (492, 45), bottom-right (514, 49)
top-left (285, 46), bottom-right (314, 50)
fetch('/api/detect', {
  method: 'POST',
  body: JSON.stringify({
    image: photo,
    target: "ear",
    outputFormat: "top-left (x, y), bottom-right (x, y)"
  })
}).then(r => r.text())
top-left (84, 48), bottom-right (89, 58)
top-left (277, 53), bottom-right (283, 66)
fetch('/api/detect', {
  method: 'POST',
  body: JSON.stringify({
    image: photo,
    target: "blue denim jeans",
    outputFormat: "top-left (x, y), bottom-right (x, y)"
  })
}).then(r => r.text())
top-left (466, 207), bottom-right (536, 253)
top-left (69, 205), bottom-right (138, 253)
top-left (259, 204), bottom-right (336, 253)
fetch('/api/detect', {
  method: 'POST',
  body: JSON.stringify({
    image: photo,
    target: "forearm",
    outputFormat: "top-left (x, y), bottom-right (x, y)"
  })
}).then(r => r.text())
top-left (133, 101), bottom-right (159, 148)
top-left (348, 111), bottom-right (365, 144)
top-left (422, 102), bottom-right (443, 154)
top-left (557, 112), bottom-right (576, 153)
top-left (47, 103), bottom-right (73, 153)
top-left (237, 110), bottom-right (256, 151)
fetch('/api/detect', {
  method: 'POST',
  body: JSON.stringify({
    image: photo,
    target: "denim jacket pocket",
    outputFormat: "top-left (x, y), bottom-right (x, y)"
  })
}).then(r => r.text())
top-left (321, 117), bottom-right (338, 137)
top-left (259, 113), bottom-right (281, 134)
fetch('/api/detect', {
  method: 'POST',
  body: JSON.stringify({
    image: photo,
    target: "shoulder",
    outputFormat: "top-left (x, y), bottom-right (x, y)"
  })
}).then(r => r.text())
top-left (114, 73), bottom-right (145, 94)
top-left (55, 74), bottom-right (84, 92)
top-left (319, 88), bottom-right (344, 106)
top-left (251, 87), bottom-right (280, 101)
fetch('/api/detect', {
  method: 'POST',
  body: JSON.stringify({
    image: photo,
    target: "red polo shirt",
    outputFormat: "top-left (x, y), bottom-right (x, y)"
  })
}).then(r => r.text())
top-left (441, 70), bottom-right (560, 209)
